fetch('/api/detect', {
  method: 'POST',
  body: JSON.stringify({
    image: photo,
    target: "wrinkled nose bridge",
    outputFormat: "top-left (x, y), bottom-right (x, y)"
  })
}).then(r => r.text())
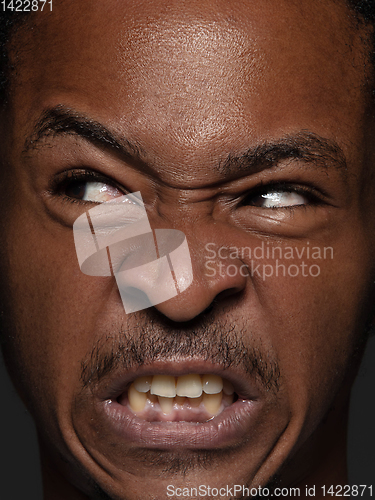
top-left (73, 192), bottom-right (194, 314)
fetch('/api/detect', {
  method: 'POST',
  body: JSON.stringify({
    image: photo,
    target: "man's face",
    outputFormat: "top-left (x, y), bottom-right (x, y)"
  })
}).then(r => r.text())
top-left (1, 0), bottom-right (375, 498)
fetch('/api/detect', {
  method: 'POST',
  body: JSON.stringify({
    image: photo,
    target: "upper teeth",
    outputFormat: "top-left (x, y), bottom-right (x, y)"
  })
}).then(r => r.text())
top-left (176, 374), bottom-right (202, 398)
top-left (133, 373), bottom-right (233, 398)
top-left (151, 375), bottom-right (177, 397)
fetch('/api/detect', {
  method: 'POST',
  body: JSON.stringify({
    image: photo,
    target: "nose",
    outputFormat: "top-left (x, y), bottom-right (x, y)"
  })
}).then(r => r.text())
top-left (73, 193), bottom-right (248, 322)
top-left (153, 244), bottom-right (247, 322)
top-left (151, 232), bottom-right (248, 322)
top-left (112, 228), bottom-right (248, 321)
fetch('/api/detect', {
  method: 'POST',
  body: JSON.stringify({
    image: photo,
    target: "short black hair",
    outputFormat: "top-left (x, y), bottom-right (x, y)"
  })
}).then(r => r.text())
top-left (0, 1), bottom-right (375, 105)
top-left (349, 0), bottom-right (375, 19)
top-left (0, 11), bottom-right (28, 105)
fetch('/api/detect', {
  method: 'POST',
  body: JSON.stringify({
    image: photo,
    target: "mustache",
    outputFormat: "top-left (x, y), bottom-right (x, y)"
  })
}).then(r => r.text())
top-left (80, 316), bottom-right (281, 393)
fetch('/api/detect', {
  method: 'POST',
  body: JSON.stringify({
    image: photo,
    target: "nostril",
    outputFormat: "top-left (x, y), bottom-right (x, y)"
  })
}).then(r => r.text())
top-left (202, 302), bottom-right (215, 315)
top-left (201, 287), bottom-right (243, 316)
top-left (215, 287), bottom-right (243, 301)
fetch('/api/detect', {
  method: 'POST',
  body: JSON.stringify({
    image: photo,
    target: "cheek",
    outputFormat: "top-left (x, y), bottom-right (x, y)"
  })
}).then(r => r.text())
top-left (0, 212), bottom-right (120, 421)
top-left (252, 243), bottom-right (370, 426)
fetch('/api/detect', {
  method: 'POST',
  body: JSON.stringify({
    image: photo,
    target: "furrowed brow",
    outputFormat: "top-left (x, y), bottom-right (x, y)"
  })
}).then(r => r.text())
top-left (218, 132), bottom-right (348, 178)
top-left (23, 105), bottom-right (144, 161)
top-left (23, 108), bottom-right (347, 181)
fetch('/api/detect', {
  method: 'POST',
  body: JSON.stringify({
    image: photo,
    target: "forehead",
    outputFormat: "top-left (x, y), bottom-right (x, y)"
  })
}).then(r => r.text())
top-left (10, 0), bottom-right (372, 181)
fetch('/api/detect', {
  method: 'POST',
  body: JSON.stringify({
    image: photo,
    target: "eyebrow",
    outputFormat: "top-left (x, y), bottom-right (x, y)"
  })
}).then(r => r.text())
top-left (218, 132), bottom-right (347, 178)
top-left (24, 104), bottom-right (146, 162)
top-left (24, 105), bottom-right (348, 178)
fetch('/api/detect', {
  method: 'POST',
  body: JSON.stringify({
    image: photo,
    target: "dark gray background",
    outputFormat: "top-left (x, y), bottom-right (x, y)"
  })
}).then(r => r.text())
top-left (1, 336), bottom-right (375, 500)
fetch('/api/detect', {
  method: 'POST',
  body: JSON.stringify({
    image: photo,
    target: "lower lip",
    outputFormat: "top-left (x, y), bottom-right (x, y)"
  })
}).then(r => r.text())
top-left (99, 397), bottom-right (262, 449)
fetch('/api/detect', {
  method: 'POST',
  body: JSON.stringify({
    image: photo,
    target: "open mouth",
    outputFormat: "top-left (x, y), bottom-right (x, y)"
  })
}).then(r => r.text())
top-left (118, 374), bottom-right (238, 422)
top-left (93, 363), bottom-right (265, 449)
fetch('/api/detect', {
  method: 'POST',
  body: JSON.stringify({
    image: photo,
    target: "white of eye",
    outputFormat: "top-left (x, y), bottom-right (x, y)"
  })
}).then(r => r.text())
top-left (82, 182), bottom-right (123, 202)
top-left (260, 191), bottom-right (307, 208)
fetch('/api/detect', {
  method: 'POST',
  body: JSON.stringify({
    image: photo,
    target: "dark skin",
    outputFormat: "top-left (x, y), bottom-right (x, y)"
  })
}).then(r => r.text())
top-left (1, 0), bottom-right (375, 498)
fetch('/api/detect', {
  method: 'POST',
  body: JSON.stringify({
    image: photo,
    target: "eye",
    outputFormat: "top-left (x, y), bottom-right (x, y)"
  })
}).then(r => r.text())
top-left (243, 184), bottom-right (320, 208)
top-left (54, 170), bottom-right (125, 203)
top-left (66, 180), bottom-right (123, 203)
